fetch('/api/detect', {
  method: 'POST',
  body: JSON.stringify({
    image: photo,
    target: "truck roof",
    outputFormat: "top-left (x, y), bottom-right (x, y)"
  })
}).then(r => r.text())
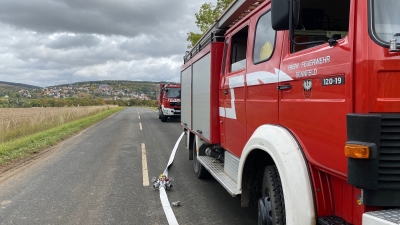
top-left (163, 83), bottom-right (180, 87)
top-left (184, 0), bottom-right (266, 63)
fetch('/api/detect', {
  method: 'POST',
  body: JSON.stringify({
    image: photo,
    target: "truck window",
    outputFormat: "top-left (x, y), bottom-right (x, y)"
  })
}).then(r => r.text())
top-left (370, 0), bottom-right (400, 47)
top-left (253, 11), bottom-right (276, 64)
top-left (166, 88), bottom-right (180, 98)
top-left (292, 0), bottom-right (350, 53)
top-left (221, 38), bottom-right (229, 75)
top-left (230, 26), bottom-right (248, 72)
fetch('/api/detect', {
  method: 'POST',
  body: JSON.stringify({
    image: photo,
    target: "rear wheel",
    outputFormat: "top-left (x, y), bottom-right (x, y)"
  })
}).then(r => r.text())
top-left (258, 165), bottom-right (285, 225)
top-left (192, 141), bottom-right (209, 179)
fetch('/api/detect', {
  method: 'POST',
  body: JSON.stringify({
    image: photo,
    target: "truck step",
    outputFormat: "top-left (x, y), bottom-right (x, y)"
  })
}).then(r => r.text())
top-left (197, 156), bottom-right (241, 197)
top-left (363, 209), bottom-right (400, 225)
top-left (318, 216), bottom-right (351, 225)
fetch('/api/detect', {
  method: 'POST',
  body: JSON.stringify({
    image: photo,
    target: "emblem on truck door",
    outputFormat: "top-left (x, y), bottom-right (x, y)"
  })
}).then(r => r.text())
top-left (303, 80), bottom-right (312, 99)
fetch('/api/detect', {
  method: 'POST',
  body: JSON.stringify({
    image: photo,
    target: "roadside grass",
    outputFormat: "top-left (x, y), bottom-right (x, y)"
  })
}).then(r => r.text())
top-left (147, 106), bottom-right (158, 111)
top-left (0, 107), bottom-right (125, 165)
top-left (1, 106), bottom-right (117, 143)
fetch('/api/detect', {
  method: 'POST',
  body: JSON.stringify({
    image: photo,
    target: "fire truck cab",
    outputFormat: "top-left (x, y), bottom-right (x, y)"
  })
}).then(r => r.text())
top-left (181, 0), bottom-right (400, 224)
top-left (157, 83), bottom-right (181, 122)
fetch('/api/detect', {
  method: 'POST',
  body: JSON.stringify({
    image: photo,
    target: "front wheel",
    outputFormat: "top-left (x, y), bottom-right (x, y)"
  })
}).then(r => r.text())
top-left (258, 165), bottom-right (285, 225)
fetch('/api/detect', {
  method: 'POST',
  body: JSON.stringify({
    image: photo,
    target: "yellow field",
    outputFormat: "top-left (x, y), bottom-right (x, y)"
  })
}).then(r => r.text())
top-left (0, 106), bottom-right (117, 143)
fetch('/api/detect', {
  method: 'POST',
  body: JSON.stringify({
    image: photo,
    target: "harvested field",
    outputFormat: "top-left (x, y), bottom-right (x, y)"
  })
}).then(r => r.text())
top-left (0, 105), bottom-right (118, 143)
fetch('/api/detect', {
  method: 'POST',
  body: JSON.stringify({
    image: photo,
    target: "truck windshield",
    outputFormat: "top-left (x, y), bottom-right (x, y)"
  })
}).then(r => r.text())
top-left (370, 0), bottom-right (400, 46)
top-left (166, 88), bottom-right (180, 98)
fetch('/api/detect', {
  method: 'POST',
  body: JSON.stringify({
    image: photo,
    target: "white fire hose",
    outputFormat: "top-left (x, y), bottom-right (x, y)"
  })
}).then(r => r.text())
top-left (152, 132), bottom-right (185, 225)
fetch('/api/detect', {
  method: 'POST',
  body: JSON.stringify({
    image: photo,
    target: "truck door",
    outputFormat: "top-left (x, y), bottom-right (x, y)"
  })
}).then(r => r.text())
top-left (245, 6), bottom-right (283, 139)
top-left (220, 24), bottom-right (249, 157)
top-left (278, 0), bottom-right (353, 175)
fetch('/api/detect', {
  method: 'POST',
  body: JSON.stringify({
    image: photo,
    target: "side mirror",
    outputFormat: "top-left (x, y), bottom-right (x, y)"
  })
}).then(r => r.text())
top-left (271, 0), bottom-right (300, 31)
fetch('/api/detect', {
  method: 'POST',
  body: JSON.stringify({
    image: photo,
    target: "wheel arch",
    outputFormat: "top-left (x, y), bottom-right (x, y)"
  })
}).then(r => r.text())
top-left (238, 124), bottom-right (316, 224)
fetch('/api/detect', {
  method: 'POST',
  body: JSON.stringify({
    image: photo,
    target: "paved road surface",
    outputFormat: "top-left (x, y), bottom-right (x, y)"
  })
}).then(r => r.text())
top-left (0, 108), bottom-right (257, 225)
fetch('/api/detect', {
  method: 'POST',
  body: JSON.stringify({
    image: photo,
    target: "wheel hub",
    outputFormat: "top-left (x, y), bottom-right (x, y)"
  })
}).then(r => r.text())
top-left (258, 188), bottom-right (273, 225)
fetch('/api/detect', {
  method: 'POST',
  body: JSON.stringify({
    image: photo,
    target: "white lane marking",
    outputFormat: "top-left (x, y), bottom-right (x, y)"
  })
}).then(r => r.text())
top-left (139, 123), bottom-right (142, 130)
top-left (1, 200), bottom-right (11, 205)
top-left (160, 187), bottom-right (179, 225)
top-left (141, 143), bottom-right (149, 186)
top-left (138, 115), bottom-right (140, 119)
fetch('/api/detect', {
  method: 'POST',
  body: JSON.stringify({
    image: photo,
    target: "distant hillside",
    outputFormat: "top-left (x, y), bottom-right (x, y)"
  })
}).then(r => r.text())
top-left (0, 81), bottom-right (41, 98)
top-left (0, 81), bottom-right (41, 90)
top-left (0, 80), bottom-right (168, 108)
top-left (0, 79), bottom-right (170, 101)
top-left (50, 80), bottom-right (161, 95)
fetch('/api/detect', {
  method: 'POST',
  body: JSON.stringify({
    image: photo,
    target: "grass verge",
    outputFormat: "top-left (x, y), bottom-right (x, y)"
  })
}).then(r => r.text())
top-left (0, 107), bottom-right (125, 165)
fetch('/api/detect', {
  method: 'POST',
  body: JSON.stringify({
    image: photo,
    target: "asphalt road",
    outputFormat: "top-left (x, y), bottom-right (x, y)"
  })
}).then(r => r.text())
top-left (0, 107), bottom-right (257, 225)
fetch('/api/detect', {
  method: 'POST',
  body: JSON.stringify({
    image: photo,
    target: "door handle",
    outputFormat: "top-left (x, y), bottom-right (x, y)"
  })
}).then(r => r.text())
top-left (277, 84), bottom-right (292, 90)
top-left (223, 89), bottom-right (229, 95)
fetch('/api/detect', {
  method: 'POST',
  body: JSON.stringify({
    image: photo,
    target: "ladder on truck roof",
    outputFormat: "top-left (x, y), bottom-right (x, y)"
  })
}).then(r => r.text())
top-left (184, 0), bottom-right (266, 64)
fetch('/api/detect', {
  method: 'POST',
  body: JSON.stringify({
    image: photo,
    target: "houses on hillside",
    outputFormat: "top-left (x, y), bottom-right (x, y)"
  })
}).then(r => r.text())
top-left (37, 83), bottom-right (152, 100)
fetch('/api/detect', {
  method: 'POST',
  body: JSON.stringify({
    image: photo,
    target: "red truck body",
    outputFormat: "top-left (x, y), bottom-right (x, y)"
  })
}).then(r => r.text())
top-left (157, 83), bottom-right (181, 122)
top-left (181, 0), bottom-right (400, 224)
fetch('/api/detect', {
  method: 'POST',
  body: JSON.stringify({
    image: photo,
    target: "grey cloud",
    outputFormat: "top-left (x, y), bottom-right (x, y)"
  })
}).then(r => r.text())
top-left (9, 35), bottom-right (133, 67)
top-left (0, 0), bottom-right (211, 87)
top-left (47, 34), bottom-right (101, 49)
top-left (0, 0), bottom-right (194, 37)
top-left (119, 34), bottom-right (186, 58)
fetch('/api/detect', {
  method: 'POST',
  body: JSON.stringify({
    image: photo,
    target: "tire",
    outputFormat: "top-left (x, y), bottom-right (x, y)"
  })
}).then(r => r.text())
top-left (258, 165), bottom-right (285, 225)
top-left (161, 115), bottom-right (167, 122)
top-left (192, 141), bottom-right (210, 179)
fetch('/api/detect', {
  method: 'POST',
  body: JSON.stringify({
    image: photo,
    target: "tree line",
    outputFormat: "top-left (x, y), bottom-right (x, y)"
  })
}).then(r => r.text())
top-left (187, 0), bottom-right (234, 48)
top-left (0, 97), bottom-right (157, 108)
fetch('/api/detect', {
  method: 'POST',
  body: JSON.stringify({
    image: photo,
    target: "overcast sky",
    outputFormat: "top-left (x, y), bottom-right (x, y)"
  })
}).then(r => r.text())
top-left (0, 0), bottom-right (216, 87)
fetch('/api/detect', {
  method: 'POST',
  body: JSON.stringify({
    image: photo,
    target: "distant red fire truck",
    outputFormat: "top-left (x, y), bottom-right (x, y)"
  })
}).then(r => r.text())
top-left (181, 0), bottom-right (400, 224)
top-left (157, 83), bottom-right (181, 122)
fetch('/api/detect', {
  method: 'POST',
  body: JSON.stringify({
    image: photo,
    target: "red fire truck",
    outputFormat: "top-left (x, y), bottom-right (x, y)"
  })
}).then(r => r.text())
top-left (157, 83), bottom-right (181, 122)
top-left (181, 0), bottom-right (400, 224)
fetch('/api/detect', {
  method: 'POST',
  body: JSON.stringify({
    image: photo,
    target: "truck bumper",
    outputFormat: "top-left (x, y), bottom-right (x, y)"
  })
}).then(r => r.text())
top-left (363, 209), bottom-right (400, 225)
top-left (162, 107), bottom-right (180, 117)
